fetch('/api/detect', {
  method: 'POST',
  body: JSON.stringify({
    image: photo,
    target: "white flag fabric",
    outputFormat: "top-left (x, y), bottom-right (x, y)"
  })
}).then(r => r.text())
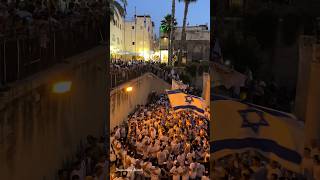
top-left (166, 90), bottom-right (205, 115)
top-left (172, 79), bottom-right (188, 90)
top-left (211, 95), bottom-right (304, 173)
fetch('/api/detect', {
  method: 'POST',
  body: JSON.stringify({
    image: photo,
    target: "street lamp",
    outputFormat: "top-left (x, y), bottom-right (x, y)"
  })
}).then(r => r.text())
top-left (126, 86), bottom-right (133, 92)
top-left (52, 81), bottom-right (72, 94)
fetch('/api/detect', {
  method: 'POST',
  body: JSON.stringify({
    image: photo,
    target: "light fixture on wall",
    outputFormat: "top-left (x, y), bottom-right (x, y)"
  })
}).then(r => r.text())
top-left (126, 86), bottom-right (133, 92)
top-left (52, 81), bottom-right (72, 94)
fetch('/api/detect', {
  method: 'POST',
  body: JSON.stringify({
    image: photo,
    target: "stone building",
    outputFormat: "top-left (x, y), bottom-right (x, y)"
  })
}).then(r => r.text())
top-left (172, 25), bottom-right (210, 62)
top-left (124, 15), bottom-right (155, 60)
top-left (110, 8), bottom-right (125, 59)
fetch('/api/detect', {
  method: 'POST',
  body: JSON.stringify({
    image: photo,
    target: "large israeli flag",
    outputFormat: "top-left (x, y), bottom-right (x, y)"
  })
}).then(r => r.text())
top-left (211, 95), bottom-right (304, 173)
top-left (166, 90), bottom-right (205, 115)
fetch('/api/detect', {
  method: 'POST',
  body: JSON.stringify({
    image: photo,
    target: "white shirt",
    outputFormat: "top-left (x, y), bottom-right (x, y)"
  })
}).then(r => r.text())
top-left (157, 151), bottom-right (167, 165)
top-left (196, 163), bottom-right (205, 177)
top-left (187, 152), bottom-right (195, 163)
top-left (170, 166), bottom-right (182, 180)
top-left (180, 166), bottom-right (189, 180)
top-left (189, 162), bottom-right (197, 179)
top-left (177, 154), bottom-right (186, 166)
top-left (150, 167), bottom-right (161, 180)
top-left (115, 128), bottom-right (121, 139)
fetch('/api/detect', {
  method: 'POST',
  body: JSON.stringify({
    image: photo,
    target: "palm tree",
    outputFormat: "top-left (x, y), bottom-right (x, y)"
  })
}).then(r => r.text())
top-left (178, 0), bottom-right (197, 64)
top-left (108, 0), bottom-right (127, 22)
top-left (169, 0), bottom-right (176, 66)
top-left (161, 14), bottom-right (177, 65)
top-left (160, 14), bottom-right (178, 35)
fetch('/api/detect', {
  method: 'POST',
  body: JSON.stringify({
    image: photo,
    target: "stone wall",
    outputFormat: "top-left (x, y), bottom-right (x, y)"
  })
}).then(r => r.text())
top-left (173, 40), bottom-right (210, 62)
top-left (110, 73), bottom-right (171, 130)
top-left (0, 46), bottom-right (107, 180)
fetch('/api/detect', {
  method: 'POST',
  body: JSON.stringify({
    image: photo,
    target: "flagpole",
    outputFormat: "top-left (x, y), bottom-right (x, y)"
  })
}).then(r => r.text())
top-left (135, 7), bottom-right (137, 60)
top-left (143, 14), bottom-right (145, 61)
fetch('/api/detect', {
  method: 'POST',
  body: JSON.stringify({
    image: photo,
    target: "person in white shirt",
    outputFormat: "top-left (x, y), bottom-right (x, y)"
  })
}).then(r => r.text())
top-left (170, 162), bottom-right (182, 180)
top-left (143, 161), bottom-right (153, 179)
top-left (187, 150), bottom-right (195, 164)
top-left (115, 127), bottom-right (121, 140)
top-left (177, 152), bottom-right (186, 166)
top-left (157, 148), bottom-right (167, 167)
top-left (196, 163), bottom-right (205, 179)
top-left (150, 166), bottom-right (161, 180)
top-left (189, 160), bottom-right (198, 180)
top-left (180, 164), bottom-right (190, 180)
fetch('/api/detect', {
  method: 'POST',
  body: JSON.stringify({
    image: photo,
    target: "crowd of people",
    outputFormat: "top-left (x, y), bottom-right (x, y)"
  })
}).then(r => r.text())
top-left (0, 0), bottom-right (106, 37)
top-left (110, 59), bottom-right (179, 88)
top-left (240, 78), bottom-right (295, 113)
top-left (57, 135), bottom-right (108, 180)
top-left (110, 93), bottom-right (210, 180)
top-left (213, 150), bottom-right (303, 180)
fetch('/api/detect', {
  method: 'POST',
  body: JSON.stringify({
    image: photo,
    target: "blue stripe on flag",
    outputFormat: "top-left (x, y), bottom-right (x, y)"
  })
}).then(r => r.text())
top-left (173, 105), bottom-right (205, 114)
top-left (167, 90), bottom-right (183, 94)
top-left (211, 138), bottom-right (302, 164)
top-left (189, 94), bottom-right (203, 100)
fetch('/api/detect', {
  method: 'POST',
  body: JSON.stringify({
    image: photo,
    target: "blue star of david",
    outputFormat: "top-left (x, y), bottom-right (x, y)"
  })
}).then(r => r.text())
top-left (185, 95), bottom-right (194, 104)
top-left (238, 108), bottom-right (269, 133)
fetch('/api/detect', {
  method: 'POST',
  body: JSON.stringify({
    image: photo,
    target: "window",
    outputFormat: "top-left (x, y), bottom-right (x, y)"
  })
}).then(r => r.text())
top-left (141, 26), bottom-right (143, 30)
top-left (112, 34), bottom-right (115, 41)
top-left (132, 42), bottom-right (135, 45)
top-left (117, 37), bottom-right (120, 44)
top-left (120, 24), bottom-right (121, 30)
top-left (132, 26), bottom-right (134, 29)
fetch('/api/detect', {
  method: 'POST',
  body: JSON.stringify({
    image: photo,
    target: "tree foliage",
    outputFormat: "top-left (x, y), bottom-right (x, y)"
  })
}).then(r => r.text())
top-left (109, 0), bottom-right (127, 21)
top-left (160, 14), bottom-right (177, 35)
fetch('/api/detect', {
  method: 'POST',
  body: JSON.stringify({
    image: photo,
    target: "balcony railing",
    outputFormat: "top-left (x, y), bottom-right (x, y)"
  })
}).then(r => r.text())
top-left (0, 18), bottom-right (104, 87)
top-left (110, 64), bottom-right (172, 89)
